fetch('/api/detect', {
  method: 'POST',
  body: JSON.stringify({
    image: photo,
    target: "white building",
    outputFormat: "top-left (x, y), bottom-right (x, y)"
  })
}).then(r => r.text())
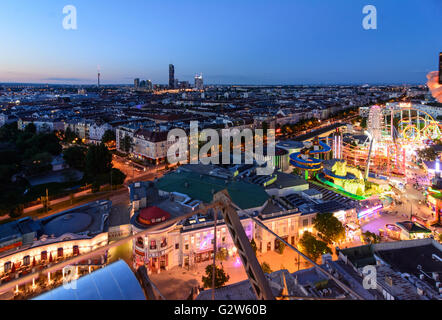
top-left (88, 122), bottom-right (113, 144)
top-left (131, 129), bottom-right (171, 163)
top-left (194, 74), bottom-right (203, 90)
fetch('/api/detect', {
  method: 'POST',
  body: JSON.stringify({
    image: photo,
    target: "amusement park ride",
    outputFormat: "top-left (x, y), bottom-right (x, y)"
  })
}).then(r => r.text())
top-left (289, 103), bottom-right (442, 202)
top-left (344, 103), bottom-right (441, 178)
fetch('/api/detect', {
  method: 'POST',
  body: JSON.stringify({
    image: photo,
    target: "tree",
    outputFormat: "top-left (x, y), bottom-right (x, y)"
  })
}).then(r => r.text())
top-left (0, 122), bottom-right (19, 142)
top-left (260, 262), bottom-right (273, 274)
top-left (84, 143), bottom-right (113, 192)
top-left (215, 248), bottom-right (228, 261)
top-left (22, 152), bottom-right (53, 175)
top-left (250, 239), bottom-right (258, 255)
top-left (63, 146), bottom-right (87, 171)
top-left (120, 135), bottom-right (133, 153)
top-left (24, 123), bottom-right (36, 134)
top-left (63, 127), bottom-right (78, 143)
top-left (85, 143), bottom-right (112, 179)
top-left (201, 265), bottom-right (230, 289)
top-left (360, 117), bottom-right (367, 129)
top-left (5, 191), bottom-right (24, 218)
top-left (3, 198), bottom-right (24, 219)
top-left (299, 232), bottom-right (332, 262)
top-left (313, 212), bottom-right (346, 244)
top-left (39, 133), bottom-right (62, 155)
top-left (101, 130), bottom-right (116, 144)
top-left (362, 231), bottom-right (381, 244)
top-left (110, 168), bottom-right (126, 186)
top-left (91, 180), bottom-right (101, 193)
top-left (417, 147), bottom-right (438, 162)
top-left (275, 239), bottom-right (286, 254)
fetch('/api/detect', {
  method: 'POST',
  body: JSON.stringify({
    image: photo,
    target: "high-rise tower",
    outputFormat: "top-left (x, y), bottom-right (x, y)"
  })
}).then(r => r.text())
top-left (194, 73), bottom-right (204, 90)
top-left (169, 64), bottom-right (175, 89)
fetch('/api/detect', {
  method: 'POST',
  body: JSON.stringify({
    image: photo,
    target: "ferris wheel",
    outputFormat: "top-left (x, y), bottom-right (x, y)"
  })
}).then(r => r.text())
top-left (367, 105), bottom-right (384, 142)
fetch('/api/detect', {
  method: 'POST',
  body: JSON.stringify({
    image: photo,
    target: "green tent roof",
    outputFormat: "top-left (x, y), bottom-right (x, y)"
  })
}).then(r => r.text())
top-left (155, 171), bottom-right (269, 210)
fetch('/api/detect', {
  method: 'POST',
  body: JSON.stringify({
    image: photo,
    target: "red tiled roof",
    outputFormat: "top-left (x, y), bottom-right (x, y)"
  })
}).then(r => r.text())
top-left (138, 206), bottom-right (171, 225)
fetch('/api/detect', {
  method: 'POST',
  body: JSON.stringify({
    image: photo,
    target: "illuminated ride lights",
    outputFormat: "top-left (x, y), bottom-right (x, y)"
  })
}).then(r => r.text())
top-left (289, 139), bottom-right (330, 171)
top-left (289, 137), bottom-right (380, 199)
top-left (389, 104), bottom-right (441, 142)
top-left (316, 173), bottom-right (367, 201)
top-left (428, 187), bottom-right (441, 194)
top-left (357, 204), bottom-right (383, 219)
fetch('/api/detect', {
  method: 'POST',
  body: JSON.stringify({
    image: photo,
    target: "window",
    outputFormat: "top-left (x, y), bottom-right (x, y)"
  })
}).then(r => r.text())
top-left (161, 238), bottom-right (167, 248)
top-left (4, 261), bottom-right (11, 272)
top-left (57, 248), bottom-right (64, 258)
top-left (23, 255), bottom-right (30, 266)
top-left (175, 243), bottom-right (179, 250)
top-left (73, 245), bottom-right (80, 256)
top-left (41, 251), bottom-right (47, 261)
top-left (185, 244), bottom-right (189, 250)
top-left (137, 237), bottom-right (144, 248)
top-left (150, 240), bottom-right (157, 250)
top-left (303, 219), bottom-right (309, 227)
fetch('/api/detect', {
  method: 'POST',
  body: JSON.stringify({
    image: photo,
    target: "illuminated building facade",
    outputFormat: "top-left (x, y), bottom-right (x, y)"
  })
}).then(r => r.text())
top-left (129, 170), bottom-right (359, 274)
top-left (0, 201), bottom-right (111, 279)
top-left (194, 73), bottom-right (203, 90)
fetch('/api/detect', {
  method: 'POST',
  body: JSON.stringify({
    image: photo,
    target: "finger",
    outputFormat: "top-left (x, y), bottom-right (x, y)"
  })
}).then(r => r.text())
top-left (427, 71), bottom-right (439, 87)
top-left (430, 84), bottom-right (442, 94)
top-left (434, 91), bottom-right (442, 103)
top-left (426, 71), bottom-right (438, 80)
top-left (428, 82), bottom-right (441, 92)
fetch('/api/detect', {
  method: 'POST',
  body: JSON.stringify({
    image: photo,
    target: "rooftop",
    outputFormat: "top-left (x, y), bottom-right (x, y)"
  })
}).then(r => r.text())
top-left (265, 172), bottom-right (308, 189)
top-left (39, 200), bottom-right (111, 238)
top-left (0, 200), bottom-right (111, 258)
top-left (138, 206), bottom-right (171, 226)
top-left (375, 243), bottom-right (441, 276)
top-left (155, 170), bottom-right (269, 210)
top-left (33, 260), bottom-right (145, 300)
top-left (395, 221), bottom-right (432, 234)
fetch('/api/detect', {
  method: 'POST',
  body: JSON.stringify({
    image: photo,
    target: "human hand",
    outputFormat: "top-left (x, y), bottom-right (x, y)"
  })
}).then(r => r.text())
top-left (426, 71), bottom-right (442, 102)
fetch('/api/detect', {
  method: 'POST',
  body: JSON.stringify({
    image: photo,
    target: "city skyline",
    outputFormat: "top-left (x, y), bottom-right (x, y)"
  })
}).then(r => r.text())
top-left (0, 0), bottom-right (440, 85)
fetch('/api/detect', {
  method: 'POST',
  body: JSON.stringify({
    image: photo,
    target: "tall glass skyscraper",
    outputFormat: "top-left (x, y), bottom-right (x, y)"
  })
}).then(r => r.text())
top-left (169, 64), bottom-right (175, 89)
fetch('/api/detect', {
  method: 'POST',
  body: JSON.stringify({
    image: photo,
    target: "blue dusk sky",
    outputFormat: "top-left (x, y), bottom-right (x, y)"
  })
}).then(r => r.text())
top-left (0, 0), bottom-right (440, 85)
